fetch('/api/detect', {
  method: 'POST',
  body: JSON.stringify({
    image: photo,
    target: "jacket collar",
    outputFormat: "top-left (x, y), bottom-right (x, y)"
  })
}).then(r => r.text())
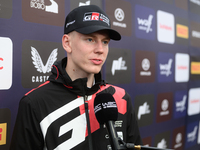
top-left (48, 57), bottom-right (106, 96)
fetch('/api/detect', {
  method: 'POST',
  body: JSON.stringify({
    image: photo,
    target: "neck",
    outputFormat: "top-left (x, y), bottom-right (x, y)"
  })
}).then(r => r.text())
top-left (65, 66), bottom-right (95, 88)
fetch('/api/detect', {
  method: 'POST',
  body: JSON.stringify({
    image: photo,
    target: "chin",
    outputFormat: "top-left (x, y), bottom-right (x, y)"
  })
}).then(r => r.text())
top-left (88, 67), bottom-right (101, 74)
top-left (90, 69), bottom-right (101, 74)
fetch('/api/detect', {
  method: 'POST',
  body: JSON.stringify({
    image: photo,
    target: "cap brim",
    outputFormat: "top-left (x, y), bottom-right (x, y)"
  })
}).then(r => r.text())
top-left (75, 25), bottom-right (121, 41)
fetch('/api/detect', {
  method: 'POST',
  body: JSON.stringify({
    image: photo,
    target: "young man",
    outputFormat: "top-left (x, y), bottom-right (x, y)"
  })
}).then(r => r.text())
top-left (10, 5), bottom-right (142, 150)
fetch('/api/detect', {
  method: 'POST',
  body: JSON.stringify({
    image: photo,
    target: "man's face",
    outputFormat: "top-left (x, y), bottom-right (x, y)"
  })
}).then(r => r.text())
top-left (67, 30), bottom-right (110, 77)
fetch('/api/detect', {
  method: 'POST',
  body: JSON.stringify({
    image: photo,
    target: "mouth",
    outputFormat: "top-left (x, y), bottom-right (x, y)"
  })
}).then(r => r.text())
top-left (91, 59), bottom-right (103, 65)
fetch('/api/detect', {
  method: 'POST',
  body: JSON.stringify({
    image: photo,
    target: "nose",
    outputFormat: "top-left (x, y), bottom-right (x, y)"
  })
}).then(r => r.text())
top-left (94, 41), bottom-right (104, 54)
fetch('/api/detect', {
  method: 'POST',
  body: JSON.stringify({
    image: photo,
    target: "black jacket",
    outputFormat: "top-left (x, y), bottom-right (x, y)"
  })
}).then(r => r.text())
top-left (10, 57), bottom-right (142, 150)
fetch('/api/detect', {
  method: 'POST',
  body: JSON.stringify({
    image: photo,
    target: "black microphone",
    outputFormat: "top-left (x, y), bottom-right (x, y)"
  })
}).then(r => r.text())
top-left (94, 93), bottom-right (174, 150)
top-left (94, 93), bottom-right (121, 150)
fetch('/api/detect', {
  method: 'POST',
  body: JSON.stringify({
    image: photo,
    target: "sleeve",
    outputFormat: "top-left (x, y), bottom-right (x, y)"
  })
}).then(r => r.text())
top-left (10, 96), bottom-right (44, 150)
top-left (126, 93), bottom-right (143, 145)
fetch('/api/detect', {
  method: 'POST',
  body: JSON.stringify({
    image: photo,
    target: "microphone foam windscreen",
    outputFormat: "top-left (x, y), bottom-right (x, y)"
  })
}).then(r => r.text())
top-left (94, 93), bottom-right (118, 124)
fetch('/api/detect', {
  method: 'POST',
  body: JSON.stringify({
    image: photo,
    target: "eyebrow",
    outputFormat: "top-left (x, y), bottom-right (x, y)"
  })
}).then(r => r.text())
top-left (85, 33), bottom-right (110, 40)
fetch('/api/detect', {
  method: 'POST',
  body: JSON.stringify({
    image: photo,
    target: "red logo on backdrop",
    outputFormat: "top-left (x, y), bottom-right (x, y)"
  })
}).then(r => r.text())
top-left (0, 58), bottom-right (3, 70)
top-left (0, 108), bottom-right (11, 149)
top-left (159, 24), bottom-right (172, 31)
top-left (0, 123), bottom-right (7, 145)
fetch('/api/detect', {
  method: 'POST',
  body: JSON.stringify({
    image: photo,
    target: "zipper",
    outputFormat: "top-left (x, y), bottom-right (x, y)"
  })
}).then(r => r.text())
top-left (84, 94), bottom-right (93, 150)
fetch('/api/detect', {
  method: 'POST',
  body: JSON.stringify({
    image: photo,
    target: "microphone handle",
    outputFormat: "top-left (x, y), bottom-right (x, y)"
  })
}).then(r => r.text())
top-left (106, 121), bottom-right (121, 150)
top-left (126, 143), bottom-right (174, 150)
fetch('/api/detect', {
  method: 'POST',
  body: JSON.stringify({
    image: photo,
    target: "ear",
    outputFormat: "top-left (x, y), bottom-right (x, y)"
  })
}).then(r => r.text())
top-left (62, 34), bottom-right (72, 53)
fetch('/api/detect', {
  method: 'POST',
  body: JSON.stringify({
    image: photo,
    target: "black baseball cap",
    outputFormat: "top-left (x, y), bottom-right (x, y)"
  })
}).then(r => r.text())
top-left (64, 5), bottom-right (121, 40)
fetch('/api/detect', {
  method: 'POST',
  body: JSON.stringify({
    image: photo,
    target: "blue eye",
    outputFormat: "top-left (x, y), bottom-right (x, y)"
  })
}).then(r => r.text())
top-left (103, 40), bottom-right (109, 45)
top-left (87, 38), bottom-right (93, 42)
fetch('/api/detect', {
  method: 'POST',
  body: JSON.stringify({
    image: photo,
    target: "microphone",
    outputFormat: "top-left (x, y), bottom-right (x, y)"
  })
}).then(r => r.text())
top-left (94, 93), bottom-right (174, 150)
top-left (94, 93), bottom-right (121, 150)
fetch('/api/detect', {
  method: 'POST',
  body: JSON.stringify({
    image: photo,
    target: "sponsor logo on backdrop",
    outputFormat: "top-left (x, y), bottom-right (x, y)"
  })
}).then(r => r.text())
top-left (0, 0), bottom-right (12, 19)
top-left (79, 0), bottom-right (90, 6)
top-left (175, 17), bottom-right (189, 45)
top-left (21, 40), bottom-right (65, 88)
top-left (154, 132), bottom-right (170, 149)
top-left (172, 126), bottom-right (185, 150)
top-left (188, 88), bottom-right (200, 116)
top-left (156, 93), bottom-right (172, 123)
top-left (0, 37), bottom-right (13, 90)
top-left (135, 51), bottom-right (155, 83)
top-left (105, 0), bottom-right (132, 36)
top-left (157, 52), bottom-right (174, 82)
top-left (192, 30), bottom-right (200, 38)
top-left (134, 95), bottom-right (154, 127)
top-left (0, 108), bottom-right (11, 149)
top-left (190, 56), bottom-right (200, 80)
top-left (135, 5), bottom-right (156, 40)
top-left (176, 24), bottom-right (189, 39)
top-left (22, 0), bottom-right (65, 26)
top-left (190, 0), bottom-right (200, 5)
top-left (175, 0), bottom-right (188, 10)
top-left (30, 0), bottom-right (58, 13)
top-left (188, 126), bottom-right (198, 142)
top-left (185, 121), bottom-right (199, 148)
top-left (189, 0), bottom-right (200, 15)
top-left (191, 62), bottom-right (200, 74)
top-left (70, 0), bottom-right (102, 11)
top-left (114, 8), bottom-right (126, 27)
top-left (31, 46), bottom-right (57, 74)
top-left (174, 91), bottom-right (187, 119)
top-left (157, 139), bottom-right (167, 148)
top-left (157, 10), bottom-right (175, 44)
top-left (111, 57), bottom-right (127, 75)
top-left (140, 58), bottom-right (151, 76)
top-left (0, 123), bottom-right (7, 145)
top-left (190, 22), bottom-right (200, 47)
top-left (105, 48), bottom-right (131, 84)
top-left (175, 53), bottom-right (189, 82)
top-left (138, 102), bottom-right (151, 120)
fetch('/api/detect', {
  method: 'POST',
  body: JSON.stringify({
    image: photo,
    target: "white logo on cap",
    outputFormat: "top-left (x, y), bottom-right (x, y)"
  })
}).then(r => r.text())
top-left (66, 20), bottom-right (76, 28)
